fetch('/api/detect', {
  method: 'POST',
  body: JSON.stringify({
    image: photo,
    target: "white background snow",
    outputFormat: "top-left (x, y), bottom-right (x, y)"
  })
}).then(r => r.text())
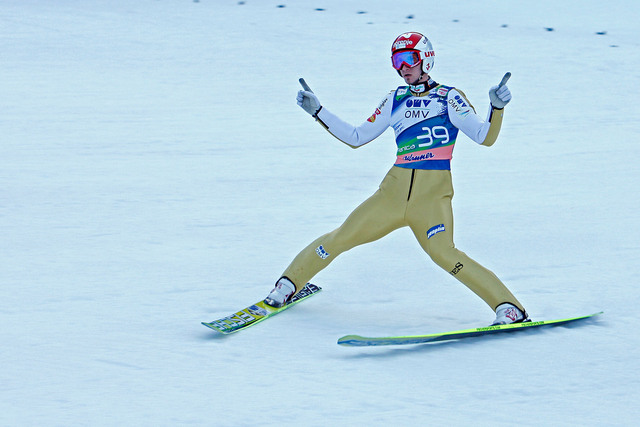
top-left (2, 0), bottom-right (639, 425)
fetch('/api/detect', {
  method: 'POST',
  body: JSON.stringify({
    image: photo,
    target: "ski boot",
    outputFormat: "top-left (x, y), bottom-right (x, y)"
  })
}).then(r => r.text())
top-left (264, 277), bottom-right (296, 308)
top-left (491, 303), bottom-right (530, 326)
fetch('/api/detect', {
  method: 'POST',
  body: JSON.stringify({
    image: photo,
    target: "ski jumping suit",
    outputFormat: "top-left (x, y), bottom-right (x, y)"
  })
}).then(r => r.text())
top-left (282, 81), bottom-right (525, 313)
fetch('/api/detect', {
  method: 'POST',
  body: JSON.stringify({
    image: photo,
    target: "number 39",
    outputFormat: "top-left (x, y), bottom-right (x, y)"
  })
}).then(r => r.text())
top-left (417, 125), bottom-right (449, 147)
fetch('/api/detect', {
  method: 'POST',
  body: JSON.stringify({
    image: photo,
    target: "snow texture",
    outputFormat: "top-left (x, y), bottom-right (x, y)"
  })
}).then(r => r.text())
top-left (2, 0), bottom-right (639, 425)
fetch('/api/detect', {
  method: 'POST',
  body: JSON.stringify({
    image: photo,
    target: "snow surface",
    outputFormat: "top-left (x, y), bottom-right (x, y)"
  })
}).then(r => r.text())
top-left (2, 0), bottom-right (639, 425)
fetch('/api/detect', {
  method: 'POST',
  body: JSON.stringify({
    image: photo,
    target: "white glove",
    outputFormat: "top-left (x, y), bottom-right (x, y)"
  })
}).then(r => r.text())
top-left (297, 78), bottom-right (322, 117)
top-left (297, 90), bottom-right (321, 116)
top-left (489, 72), bottom-right (512, 109)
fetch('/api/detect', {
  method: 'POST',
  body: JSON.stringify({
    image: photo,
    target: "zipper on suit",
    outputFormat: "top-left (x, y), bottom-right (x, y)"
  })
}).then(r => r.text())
top-left (407, 169), bottom-right (416, 201)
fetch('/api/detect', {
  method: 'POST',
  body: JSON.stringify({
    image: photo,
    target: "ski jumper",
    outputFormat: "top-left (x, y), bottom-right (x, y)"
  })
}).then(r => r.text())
top-left (282, 81), bottom-right (524, 313)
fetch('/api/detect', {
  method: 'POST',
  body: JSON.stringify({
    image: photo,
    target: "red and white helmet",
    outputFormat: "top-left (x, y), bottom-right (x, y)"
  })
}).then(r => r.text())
top-left (391, 32), bottom-right (435, 74)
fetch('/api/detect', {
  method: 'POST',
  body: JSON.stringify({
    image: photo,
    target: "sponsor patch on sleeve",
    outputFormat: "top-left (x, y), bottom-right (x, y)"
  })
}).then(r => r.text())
top-left (367, 107), bottom-right (381, 123)
top-left (436, 86), bottom-right (450, 97)
top-left (367, 96), bottom-right (388, 122)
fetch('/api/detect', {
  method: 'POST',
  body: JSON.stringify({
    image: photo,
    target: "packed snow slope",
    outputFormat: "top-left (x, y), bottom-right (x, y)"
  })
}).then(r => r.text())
top-left (2, 0), bottom-right (639, 425)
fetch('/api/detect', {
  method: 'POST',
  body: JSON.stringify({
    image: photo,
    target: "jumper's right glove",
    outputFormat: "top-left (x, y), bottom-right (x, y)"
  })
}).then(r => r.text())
top-left (297, 78), bottom-right (322, 117)
top-left (489, 72), bottom-right (512, 109)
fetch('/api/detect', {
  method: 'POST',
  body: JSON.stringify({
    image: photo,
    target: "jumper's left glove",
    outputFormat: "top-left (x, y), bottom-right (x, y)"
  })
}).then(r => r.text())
top-left (297, 78), bottom-right (322, 117)
top-left (297, 90), bottom-right (321, 116)
top-left (489, 72), bottom-right (512, 109)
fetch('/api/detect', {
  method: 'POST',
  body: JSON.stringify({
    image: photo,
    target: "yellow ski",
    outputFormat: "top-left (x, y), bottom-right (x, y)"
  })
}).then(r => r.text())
top-left (338, 312), bottom-right (603, 347)
top-left (202, 283), bottom-right (321, 334)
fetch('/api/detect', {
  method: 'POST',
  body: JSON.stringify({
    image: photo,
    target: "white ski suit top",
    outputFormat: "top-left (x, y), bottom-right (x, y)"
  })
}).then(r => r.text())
top-left (315, 82), bottom-right (503, 170)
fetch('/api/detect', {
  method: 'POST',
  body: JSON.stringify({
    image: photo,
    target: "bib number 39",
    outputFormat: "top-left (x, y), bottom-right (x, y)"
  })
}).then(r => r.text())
top-left (417, 125), bottom-right (449, 147)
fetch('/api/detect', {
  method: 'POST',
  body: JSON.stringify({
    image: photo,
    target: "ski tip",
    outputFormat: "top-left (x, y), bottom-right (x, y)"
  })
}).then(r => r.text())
top-left (337, 335), bottom-right (366, 346)
top-left (201, 322), bottom-right (224, 333)
top-left (200, 322), bottom-right (227, 335)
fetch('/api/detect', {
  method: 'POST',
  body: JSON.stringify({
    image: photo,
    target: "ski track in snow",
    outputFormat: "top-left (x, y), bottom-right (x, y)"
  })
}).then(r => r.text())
top-left (2, 0), bottom-right (639, 425)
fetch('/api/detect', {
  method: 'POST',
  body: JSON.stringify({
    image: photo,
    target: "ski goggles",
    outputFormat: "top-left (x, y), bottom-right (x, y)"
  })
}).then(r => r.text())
top-left (391, 50), bottom-right (422, 70)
